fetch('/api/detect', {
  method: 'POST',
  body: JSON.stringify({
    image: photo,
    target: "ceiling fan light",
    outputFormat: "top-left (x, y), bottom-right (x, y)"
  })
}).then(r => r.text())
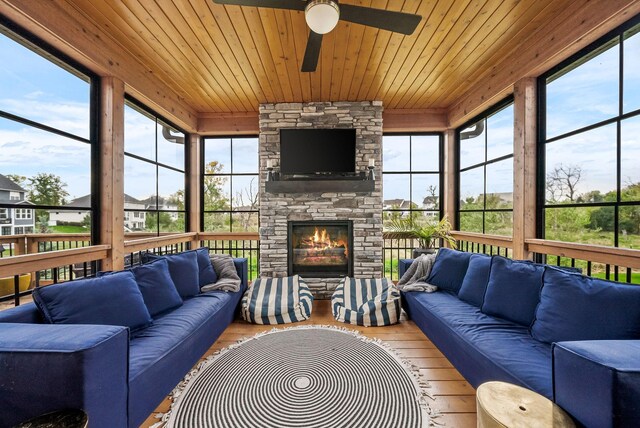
top-left (305, 0), bottom-right (340, 35)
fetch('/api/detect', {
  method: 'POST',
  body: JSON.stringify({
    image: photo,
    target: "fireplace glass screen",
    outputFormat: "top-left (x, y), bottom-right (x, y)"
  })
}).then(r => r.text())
top-left (288, 221), bottom-right (353, 277)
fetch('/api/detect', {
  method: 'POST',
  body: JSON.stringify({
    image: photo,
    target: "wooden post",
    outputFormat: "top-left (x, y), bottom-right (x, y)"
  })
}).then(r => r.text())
top-left (443, 128), bottom-right (457, 242)
top-left (100, 77), bottom-right (125, 271)
top-left (513, 78), bottom-right (537, 260)
top-left (187, 133), bottom-right (202, 249)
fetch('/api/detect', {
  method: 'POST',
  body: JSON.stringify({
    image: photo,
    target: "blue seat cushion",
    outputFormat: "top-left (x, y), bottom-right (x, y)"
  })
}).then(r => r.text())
top-left (532, 267), bottom-right (640, 343)
top-left (127, 291), bottom-right (241, 427)
top-left (482, 256), bottom-right (543, 326)
top-left (196, 247), bottom-right (218, 287)
top-left (403, 290), bottom-right (552, 398)
top-left (130, 259), bottom-right (183, 317)
top-left (457, 253), bottom-right (492, 307)
top-left (426, 248), bottom-right (473, 293)
top-left (143, 251), bottom-right (200, 298)
top-left (32, 271), bottom-right (152, 330)
top-left (553, 340), bottom-right (640, 428)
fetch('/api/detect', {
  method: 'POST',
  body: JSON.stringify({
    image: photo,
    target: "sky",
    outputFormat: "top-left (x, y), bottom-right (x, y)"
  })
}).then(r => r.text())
top-left (0, 26), bottom-right (639, 207)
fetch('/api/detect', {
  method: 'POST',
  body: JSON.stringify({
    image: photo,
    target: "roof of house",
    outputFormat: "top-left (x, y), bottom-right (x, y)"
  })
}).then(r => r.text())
top-left (0, 174), bottom-right (27, 193)
top-left (61, 194), bottom-right (144, 208)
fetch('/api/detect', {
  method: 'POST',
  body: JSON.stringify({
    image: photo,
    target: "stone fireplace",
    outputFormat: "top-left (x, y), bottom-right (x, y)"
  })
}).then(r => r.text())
top-left (288, 220), bottom-right (353, 278)
top-left (259, 101), bottom-right (383, 299)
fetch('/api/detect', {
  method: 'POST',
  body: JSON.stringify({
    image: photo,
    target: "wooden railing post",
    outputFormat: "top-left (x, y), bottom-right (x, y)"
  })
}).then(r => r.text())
top-left (443, 128), bottom-right (457, 246)
top-left (187, 134), bottom-right (202, 249)
top-left (99, 77), bottom-right (125, 271)
top-left (513, 77), bottom-right (537, 260)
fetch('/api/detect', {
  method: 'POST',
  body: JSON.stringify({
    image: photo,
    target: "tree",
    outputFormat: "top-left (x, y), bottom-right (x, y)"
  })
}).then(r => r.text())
top-left (203, 161), bottom-right (229, 211)
top-left (233, 177), bottom-right (259, 232)
top-left (27, 173), bottom-right (69, 205)
top-left (546, 164), bottom-right (582, 202)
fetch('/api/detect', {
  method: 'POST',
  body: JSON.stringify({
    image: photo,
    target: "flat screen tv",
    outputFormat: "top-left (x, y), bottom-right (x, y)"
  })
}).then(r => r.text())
top-left (280, 129), bottom-right (356, 175)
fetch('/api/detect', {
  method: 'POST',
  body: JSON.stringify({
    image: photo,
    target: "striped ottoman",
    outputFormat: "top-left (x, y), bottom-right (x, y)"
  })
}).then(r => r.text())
top-left (332, 277), bottom-right (401, 327)
top-left (241, 275), bottom-right (313, 324)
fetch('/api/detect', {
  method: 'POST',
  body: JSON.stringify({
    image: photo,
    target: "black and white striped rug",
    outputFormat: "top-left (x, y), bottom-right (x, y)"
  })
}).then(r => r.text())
top-left (160, 326), bottom-right (432, 428)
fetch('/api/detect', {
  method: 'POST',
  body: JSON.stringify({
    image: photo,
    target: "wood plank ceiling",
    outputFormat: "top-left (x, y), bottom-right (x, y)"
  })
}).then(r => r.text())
top-left (66, 0), bottom-right (575, 114)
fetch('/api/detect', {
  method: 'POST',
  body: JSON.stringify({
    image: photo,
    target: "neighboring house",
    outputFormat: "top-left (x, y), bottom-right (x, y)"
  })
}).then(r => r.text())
top-left (383, 199), bottom-right (412, 211)
top-left (141, 195), bottom-right (180, 220)
top-left (49, 194), bottom-right (147, 230)
top-left (0, 174), bottom-right (35, 235)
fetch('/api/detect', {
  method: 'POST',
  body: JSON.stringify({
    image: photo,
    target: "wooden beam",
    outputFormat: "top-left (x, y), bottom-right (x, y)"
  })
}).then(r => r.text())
top-left (447, 0), bottom-right (640, 128)
top-left (443, 129), bottom-right (457, 229)
top-left (525, 239), bottom-right (640, 269)
top-left (198, 112), bottom-right (259, 135)
top-left (0, 246), bottom-right (110, 278)
top-left (187, 134), bottom-right (202, 242)
top-left (0, 0), bottom-right (197, 132)
top-left (383, 109), bottom-right (448, 132)
top-left (124, 232), bottom-right (197, 254)
top-left (100, 77), bottom-right (125, 271)
top-left (512, 78), bottom-right (537, 260)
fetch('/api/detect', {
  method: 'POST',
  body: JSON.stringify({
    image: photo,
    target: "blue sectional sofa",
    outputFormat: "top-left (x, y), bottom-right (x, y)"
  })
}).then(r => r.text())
top-left (0, 249), bottom-right (247, 428)
top-left (399, 249), bottom-right (640, 428)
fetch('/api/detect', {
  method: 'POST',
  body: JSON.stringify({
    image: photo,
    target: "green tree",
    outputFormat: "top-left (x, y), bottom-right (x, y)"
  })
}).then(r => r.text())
top-left (203, 161), bottom-right (229, 211)
top-left (27, 173), bottom-right (69, 219)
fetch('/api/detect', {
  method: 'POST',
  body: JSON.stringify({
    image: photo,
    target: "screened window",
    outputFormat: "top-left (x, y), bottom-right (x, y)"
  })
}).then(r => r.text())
top-left (0, 28), bottom-right (94, 237)
top-left (382, 134), bottom-right (443, 226)
top-left (540, 19), bottom-right (640, 250)
top-left (202, 137), bottom-right (259, 232)
top-left (0, 209), bottom-right (7, 220)
top-left (457, 100), bottom-right (514, 236)
top-left (124, 99), bottom-right (186, 234)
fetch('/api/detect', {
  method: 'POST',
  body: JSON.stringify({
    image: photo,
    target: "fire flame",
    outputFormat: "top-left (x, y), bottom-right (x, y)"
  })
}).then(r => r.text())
top-left (302, 227), bottom-right (348, 257)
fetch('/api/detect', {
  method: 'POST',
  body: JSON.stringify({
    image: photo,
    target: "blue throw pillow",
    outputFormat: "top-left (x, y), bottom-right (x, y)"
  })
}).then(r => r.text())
top-left (531, 267), bottom-right (640, 343)
top-left (32, 271), bottom-right (152, 330)
top-left (142, 251), bottom-right (200, 298)
top-left (195, 247), bottom-right (218, 287)
top-left (457, 254), bottom-right (492, 307)
top-left (130, 258), bottom-right (182, 317)
top-left (482, 256), bottom-right (544, 326)
top-left (426, 248), bottom-right (473, 293)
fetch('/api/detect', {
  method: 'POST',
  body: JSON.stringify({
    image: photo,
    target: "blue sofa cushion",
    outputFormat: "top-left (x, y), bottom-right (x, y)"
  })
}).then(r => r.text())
top-left (143, 251), bottom-right (200, 298)
top-left (130, 259), bottom-right (183, 317)
top-left (402, 291), bottom-right (553, 398)
top-left (195, 247), bottom-right (218, 287)
top-left (426, 248), bottom-right (473, 293)
top-left (32, 271), bottom-right (152, 330)
top-left (457, 254), bottom-right (492, 307)
top-left (553, 340), bottom-right (640, 428)
top-left (532, 267), bottom-right (640, 343)
top-left (482, 256), bottom-right (543, 326)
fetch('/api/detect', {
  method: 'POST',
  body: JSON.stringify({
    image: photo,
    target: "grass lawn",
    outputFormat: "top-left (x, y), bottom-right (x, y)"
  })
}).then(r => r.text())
top-left (50, 225), bottom-right (89, 233)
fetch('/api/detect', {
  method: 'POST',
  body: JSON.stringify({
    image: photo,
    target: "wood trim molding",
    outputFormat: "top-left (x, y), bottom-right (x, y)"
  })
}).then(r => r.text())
top-left (0, 0), bottom-right (197, 132)
top-left (124, 232), bottom-right (197, 253)
top-left (198, 112), bottom-right (259, 135)
top-left (187, 134), bottom-right (202, 234)
top-left (525, 239), bottom-right (640, 269)
top-left (443, 129), bottom-right (457, 228)
top-left (451, 231), bottom-right (514, 248)
top-left (447, 0), bottom-right (640, 128)
top-left (512, 77), bottom-right (537, 260)
top-left (0, 245), bottom-right (110, 278)
top-left (383, 109), bottom-right (448, 132)
top-left (100, 77), bottom-right (125, 271)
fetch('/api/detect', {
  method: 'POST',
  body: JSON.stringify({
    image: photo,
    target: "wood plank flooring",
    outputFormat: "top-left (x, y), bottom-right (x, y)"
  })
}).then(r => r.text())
top-left (142, 300), bottom-right (477, 427)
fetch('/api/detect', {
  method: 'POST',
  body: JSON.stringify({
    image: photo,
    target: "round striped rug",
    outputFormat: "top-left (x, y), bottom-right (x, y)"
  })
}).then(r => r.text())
top-left (163, 326), bottom-right (430, 428)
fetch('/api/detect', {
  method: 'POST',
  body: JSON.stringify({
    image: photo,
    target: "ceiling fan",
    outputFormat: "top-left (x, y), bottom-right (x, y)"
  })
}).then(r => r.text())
top-left (212, 0), bottom-right (422, 72)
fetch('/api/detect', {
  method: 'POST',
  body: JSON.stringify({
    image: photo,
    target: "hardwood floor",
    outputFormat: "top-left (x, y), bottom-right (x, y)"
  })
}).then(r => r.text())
top-left (143, 300), bottom-right (477, 427)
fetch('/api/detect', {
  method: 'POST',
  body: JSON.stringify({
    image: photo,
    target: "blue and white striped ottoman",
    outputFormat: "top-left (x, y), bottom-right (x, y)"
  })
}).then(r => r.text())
top-left (241, 275), bottom-right (313, 324)
top-left (332, 277), bottom-right (401, 326)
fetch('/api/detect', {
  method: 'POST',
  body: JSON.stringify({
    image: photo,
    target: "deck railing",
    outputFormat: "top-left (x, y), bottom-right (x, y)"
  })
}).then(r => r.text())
top-left (2, 230), bottom-right (639, 309)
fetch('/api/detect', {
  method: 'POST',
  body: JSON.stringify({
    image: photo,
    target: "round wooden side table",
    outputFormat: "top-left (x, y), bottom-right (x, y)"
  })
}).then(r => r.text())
top-left (476, 381), bottom-right (575, 428)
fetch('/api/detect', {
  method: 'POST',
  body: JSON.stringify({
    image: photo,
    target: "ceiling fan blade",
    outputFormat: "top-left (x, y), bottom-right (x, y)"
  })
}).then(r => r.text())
top-left (339, 4), bottom-right (421, 35)
top-left (301, 31), bottom-right (323, 72)
top-left (211, 0), bottom-right (306, 11)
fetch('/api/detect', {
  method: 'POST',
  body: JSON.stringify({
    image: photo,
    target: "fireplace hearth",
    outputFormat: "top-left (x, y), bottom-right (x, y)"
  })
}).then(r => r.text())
top-left (288, 220), bottom-right (353, 278)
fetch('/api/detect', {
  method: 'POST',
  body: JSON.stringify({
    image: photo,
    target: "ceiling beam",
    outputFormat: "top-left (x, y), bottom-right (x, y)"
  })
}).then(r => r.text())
top-left (0, 0), bottom-right (198, 132)
top-left (197, 108), bottom-right (448, 135)
top-left (447, 0), bottom-right (640, 129)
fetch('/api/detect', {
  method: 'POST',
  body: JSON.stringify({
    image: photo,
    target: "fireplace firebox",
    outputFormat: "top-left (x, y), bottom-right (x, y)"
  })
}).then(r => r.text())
top-left (288, 220), bottom-right (353, 278)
